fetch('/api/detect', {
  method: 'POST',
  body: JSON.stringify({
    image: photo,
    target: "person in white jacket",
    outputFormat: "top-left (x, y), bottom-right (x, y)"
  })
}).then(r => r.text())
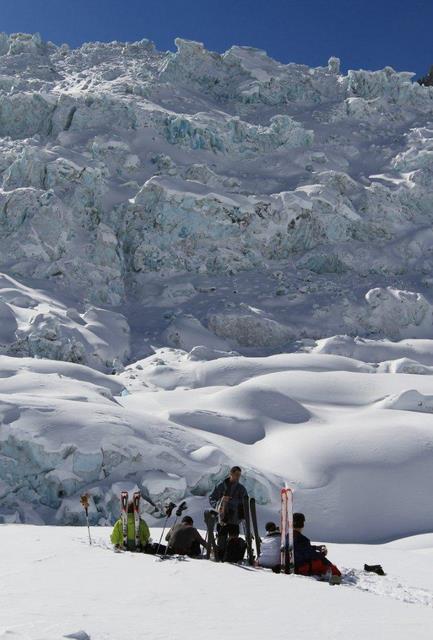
top-left (257, 522), bottom-right (281, 573)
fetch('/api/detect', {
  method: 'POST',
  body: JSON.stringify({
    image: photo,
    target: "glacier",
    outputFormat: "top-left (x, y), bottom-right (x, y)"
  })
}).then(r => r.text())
top-left (0, 32), bottom-right (433, 540)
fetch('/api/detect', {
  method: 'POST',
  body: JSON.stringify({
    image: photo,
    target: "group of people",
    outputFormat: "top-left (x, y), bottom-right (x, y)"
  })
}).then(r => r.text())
top-left (110, 465), bottom-right (341, 579)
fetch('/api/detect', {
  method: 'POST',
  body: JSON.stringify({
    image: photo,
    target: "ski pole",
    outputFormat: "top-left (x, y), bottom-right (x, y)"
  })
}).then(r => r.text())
top-left (163, 501), bottom-right (187, 556)
top-left (156, 502), bottom-right (176, 555)
top-left (80, 494), bottom-right (92, 546)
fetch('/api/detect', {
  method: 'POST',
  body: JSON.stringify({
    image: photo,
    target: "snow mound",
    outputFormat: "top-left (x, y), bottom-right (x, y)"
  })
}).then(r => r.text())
top-left (2, 349), bottom-right (432, 542)
top-left (380, 389), bottom-right (433, 413)
top-left (0, 354), bottom-right (275, 526)
top-left (313, 334), bottom-right (433, 367)
top-left (0, 273), bottom-right (130, 372)
top-left (123, 348), bottom-right (373, 391)
top-left (170, 379), bottom-right (311, 444)
top-left (161, 314), bottom-right (231, 352)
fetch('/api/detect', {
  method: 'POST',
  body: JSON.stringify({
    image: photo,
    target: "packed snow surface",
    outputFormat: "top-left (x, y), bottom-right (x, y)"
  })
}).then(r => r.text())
top-left (0, 526), bottom-right (433, 640)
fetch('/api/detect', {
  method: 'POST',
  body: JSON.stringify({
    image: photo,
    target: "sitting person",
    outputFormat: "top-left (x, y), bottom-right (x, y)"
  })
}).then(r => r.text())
top-left (166, 516), bottom-right (209, 556)
top-left (293, 512), bottom-right (341, 579)
top-left (110, 501), bottom-right (150, 551)
top-left (223, 523), bottom-right (247, 563)
top-left (257, 521), bottom-right (281, 573)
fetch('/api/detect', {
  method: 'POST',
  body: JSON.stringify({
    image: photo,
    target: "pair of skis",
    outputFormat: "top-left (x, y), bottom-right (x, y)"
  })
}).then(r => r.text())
top-left (281, 487), bottom-right (294, 574)
top-left (120, 490), bottom-right (141, 551)
top-left (204, 496), bottom-right (260, 564)
top-left (211, 490), bottom-right (293, 570)
top-left (247, 489), bottom-right (295, 572)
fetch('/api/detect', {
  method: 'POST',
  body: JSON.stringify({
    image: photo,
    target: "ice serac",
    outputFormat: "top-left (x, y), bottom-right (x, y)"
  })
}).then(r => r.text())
top-left (0, 274), bottom-right (130, 372)
top-left (0, 32), bottom-right (431, 346)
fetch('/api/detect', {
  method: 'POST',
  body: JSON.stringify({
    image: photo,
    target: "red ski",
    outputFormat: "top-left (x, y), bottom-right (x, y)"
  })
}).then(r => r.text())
top-left (133, 491), bottom-right (141, 550)
top-left (120, 491), bottom-right (129, 549)
top-left (280, 487), bottom-right (294, 574)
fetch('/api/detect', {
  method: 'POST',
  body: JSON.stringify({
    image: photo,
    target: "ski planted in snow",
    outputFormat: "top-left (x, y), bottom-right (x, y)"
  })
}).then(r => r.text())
top-left (204, 509), bottom-right (218, 560)
top-left (280, 487), bottom-right (294, 574)
top-left (120, 490), bottom-right (129, 549)
top-left (80, 494), bottom-right (92, 546)
top-left (249, 497), bottom-right (261, 559)
top-left (242, 495), bottom-right (255, 566)
top-left (133, 491), bottom-right (141, 550)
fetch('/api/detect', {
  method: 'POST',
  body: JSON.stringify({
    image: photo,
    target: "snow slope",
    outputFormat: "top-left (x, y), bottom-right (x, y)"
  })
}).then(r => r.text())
top-left (0, 525), bottom-right (432, 640)
top-left (2, 347), bottom-right (433, 543)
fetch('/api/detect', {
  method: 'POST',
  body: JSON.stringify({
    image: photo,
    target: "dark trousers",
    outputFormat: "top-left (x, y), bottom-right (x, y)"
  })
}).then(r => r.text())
top-left (216, 523), bottom-right (229, 561)
top-left (166, 540), bottom-right (202, 557)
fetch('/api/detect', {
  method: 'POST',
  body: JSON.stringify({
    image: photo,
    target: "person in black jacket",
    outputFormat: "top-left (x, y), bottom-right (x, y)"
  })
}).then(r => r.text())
top-left (223, 523), bottom-right (247, 563)
top-left (209, 466), bottom-right (248, 560)
top-left (293, 513), bottom-right (341, 578)
top-left (166, 516), bottom-right (209, 556)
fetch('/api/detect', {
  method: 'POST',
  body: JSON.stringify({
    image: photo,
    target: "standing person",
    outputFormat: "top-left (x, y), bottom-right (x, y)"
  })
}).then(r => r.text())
top-left (223, 524), bottom-right (247, 563)
top-left (258, 522), bottom-right (281, 573)
top-left (209, 466), bottom-right (248, 560)
top-left (293, 513), bottom-right (341, 581)
top-left (110, 501), bottom-right (151, 551)
top-left (166, 516), bottom-right (209, 557)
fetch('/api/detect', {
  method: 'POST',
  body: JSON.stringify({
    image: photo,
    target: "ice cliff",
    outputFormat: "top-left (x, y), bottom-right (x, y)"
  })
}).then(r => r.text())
top-left (0, 33), bottom-right (432, 356)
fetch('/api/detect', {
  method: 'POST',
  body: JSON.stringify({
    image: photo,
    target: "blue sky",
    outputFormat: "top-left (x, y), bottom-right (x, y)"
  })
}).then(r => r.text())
top-left (1, 0), bottom-right (432, 76)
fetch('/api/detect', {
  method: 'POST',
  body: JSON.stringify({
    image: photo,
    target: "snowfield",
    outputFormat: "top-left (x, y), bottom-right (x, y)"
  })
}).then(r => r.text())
top-left (0, 526), bottom-right (433, 640)
top-left (1, 30), bottom-right (433, 638)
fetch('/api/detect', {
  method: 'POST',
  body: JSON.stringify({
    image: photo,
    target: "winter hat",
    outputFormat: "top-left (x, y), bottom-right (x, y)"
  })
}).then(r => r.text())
top-left (293, 513), bottom-right (305, 528)
top-left (182, 516), bottom-right (193, 525)
top-left (265, 522), bottom-right (278, 532)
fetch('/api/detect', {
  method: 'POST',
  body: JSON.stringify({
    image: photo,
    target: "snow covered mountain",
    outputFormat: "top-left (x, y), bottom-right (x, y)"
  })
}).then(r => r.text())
top-left (1, 32), bottom-right (433, 354)
top-left (1, 32), bottom-right (433, 542)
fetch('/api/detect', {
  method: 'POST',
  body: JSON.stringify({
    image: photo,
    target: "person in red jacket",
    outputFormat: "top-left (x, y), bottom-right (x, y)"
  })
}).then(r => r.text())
top-left (293, 513), bottom-right (341, 580)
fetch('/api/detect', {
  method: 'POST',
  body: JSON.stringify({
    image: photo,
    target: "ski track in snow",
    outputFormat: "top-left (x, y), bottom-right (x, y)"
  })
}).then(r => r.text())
top-left (341, 569), bottom-right (433, 608)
